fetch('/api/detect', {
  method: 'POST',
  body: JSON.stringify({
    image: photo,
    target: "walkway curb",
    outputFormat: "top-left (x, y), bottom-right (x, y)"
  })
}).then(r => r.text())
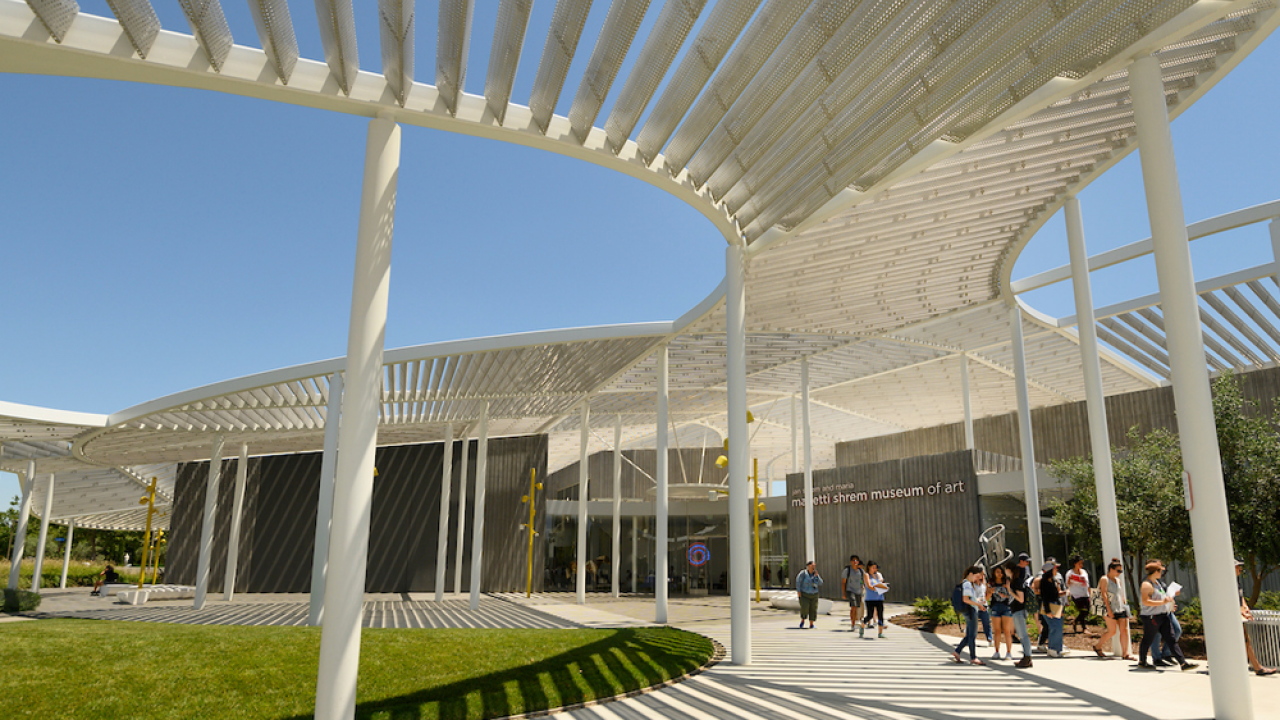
top-left (501, 630), bottom-right (726, 720)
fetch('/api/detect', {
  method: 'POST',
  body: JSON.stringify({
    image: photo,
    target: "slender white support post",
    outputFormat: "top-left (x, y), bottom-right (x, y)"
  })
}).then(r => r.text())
top-left (1065, 197), bottom-right (1124, 571)
top-left (194, 436), bottom-right (225, 609)
top-left (801, 357), bottom-right (815, 564)
top-left (790, 394), bottom-right (798, 474)
top-left (1270, 220), bottom-right (1280, 287)
top-left (655, 345), bottom-right (669, 623)
top-left (726, 242), bottom-right (751, 665)
top-left (316, 114), bottom-right (400, 720)
top-left (576, 403), bottom-right (590, 604)
top-left (31, 475), bottom-right (54, 592)
top-left (224, 443), bottom-right (249, 601)
top-left (1131, 54), bottom-right (1252, 720)
top-left (612, 415), bottom-right (622, 598)
top-left (469, 402), bottom-right (490, 611)
top-left (1009, 305), bottom-right (1044, 568)
top-left (960, 353), bottom-right (975, 450)
top-left (454, 428), bottom-right (471, 594)
top-left (434, 423), bottom-right (454, 602)
top-left (630, 514), bottom-right (638, 594)
top-left (8, 460), bottom-right (35, 590)
top-left (59, 519), bottom-right (75, 589)
top-left (310, 372), bottom-right (344, 627)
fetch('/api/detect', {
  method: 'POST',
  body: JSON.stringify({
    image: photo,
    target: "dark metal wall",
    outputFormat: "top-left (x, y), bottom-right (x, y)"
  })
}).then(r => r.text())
top-left (786, 450), bottom-right (983, 602)
top-left (836, 365), bottom-right (1280, 467)
top-left (168, 435), bottom-right (547, 594)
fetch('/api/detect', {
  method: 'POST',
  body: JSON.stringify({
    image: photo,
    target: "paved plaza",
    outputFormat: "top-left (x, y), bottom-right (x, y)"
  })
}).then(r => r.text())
top-left (24, 588), bottom-right (1280, 718)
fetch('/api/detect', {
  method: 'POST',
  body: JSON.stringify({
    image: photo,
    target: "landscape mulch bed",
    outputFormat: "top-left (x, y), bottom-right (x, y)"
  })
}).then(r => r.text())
top-left (890, 613), bottom-right (1207, 659)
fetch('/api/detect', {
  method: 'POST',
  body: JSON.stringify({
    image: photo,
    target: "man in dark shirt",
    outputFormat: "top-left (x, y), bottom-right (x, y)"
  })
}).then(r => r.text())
top-left (1010, 553), bottom-right (1034, 668)
top-left (1039, 559), bottom-right (1067, 657)
top-left (91, 564), bottom-right (119, 596)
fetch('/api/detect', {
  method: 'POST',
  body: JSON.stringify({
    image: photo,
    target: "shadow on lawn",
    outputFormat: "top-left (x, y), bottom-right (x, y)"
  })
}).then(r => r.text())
top-left (278, 628), bottom-right (709, 720)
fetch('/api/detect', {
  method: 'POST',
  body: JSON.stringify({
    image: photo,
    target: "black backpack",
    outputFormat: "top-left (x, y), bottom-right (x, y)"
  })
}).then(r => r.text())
top-left (951, 583), bottom-right (967, 618)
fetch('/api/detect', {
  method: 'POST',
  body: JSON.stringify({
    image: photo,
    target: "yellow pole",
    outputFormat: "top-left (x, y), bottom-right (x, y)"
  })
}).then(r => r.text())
top-left (136, 477), bottom-right (157, 589)
top-left (150, 533), bottom-right (163, 585)
top-left (753, 458), bottom-right (762, 603)
top-left (526, 468), bottom-right (537, 598)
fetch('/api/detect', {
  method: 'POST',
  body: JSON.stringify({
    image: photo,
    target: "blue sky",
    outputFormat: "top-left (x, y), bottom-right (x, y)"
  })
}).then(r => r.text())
top-left (2, 4), bottom-right (1278, 503)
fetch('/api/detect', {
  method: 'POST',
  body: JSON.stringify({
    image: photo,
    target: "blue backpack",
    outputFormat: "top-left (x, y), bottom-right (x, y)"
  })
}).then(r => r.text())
top-left (951, 583), bottom-right (967, 618)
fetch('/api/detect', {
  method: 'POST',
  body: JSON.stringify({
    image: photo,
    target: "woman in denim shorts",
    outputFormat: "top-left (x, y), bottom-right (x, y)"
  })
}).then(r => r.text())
top-left (988, 565), bottom-right (1015, 660)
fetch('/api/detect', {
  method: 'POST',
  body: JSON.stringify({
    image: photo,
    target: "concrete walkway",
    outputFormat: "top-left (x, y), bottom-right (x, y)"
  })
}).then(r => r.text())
top-left (495, 594), bottom-right (1278, 720)
top-left (23, 588), bottom-right (1280, 718)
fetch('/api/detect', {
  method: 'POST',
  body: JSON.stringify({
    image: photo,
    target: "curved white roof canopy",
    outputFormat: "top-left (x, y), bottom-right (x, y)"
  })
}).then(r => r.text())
top-left (1, 0), bottom-right (1277, 529)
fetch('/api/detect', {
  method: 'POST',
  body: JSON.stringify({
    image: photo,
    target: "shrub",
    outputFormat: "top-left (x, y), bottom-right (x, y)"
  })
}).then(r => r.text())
top-left (914, 596), bottom-right (959, 625)
top-left (1256, 591), bottom-right (1280, 611)
top-left (1177, 597), bottom-right (1204, 635)
top-left (3, 588), bottom-right (42, 613)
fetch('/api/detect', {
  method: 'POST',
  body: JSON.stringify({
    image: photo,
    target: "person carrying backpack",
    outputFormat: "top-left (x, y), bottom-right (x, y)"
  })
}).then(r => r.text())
top-left (951, 566), bottom-right (987, 665)
top-left (1009, 552), bottom-right (1034, 668)
top-left (841, 555), bottom-right (866, 635)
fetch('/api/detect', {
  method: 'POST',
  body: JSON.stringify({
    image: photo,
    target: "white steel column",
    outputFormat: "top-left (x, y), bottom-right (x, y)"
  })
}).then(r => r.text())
top-left (316, 114), bottom-right (400, 720)
top-left (576, 403), bottom-right (590, 604)
top-left (1131, 54), bottom-right (1252, 720)
top-left (630, 515), bottom-right (638, 594)
top-left (960, 354), bottom-right (975, 450)
top-left (434, 423), bottom-right (454, 602)
top-left (454, 428), bottom-right (471, 594)
top-left (801, 357), bottom-right (815, 564)
top-left (790, 394), bottom-right (798, 474)
top-left (310, 372), bottom-right (344, 627)
top-left (1009, 306), bottom-right (1044, 568)
top-left (1065, 197), bottom-right (1124, 569)
top-left (468, 402), bottom-right (490, 611)
top-left (194, 436), bottom-right (225, 609)
top-left (31, 475), bottom-right (54, 592)
top-left (655, 345), bottom-right (669, 624)
top-left (1271, 219), bottom-right (1280, 287)
top-left (59, 519), bottom-right (74, 589)
top-left (224, 443), bottom-right (249, 601)
top-left (611, 414), bottom-right (622, 598)
top-left (8, 459), bottom-right (35, 590)
top-left (726, 242), bottom-right (751, 665)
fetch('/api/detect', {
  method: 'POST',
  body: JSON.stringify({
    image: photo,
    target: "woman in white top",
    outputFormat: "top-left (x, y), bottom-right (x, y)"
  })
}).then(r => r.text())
top-left (1138, 560), bottom-right (1196, 670)
top-left (1065, 555), bottom-right (1091, 635)
top-left (1094, 558), bottom-right (1133, 659)
top-left (951, 566), bottom-right (986, 665)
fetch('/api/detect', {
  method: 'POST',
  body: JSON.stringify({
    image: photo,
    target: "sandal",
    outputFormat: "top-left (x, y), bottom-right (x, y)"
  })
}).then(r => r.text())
top-left (970, 659), bottom-right (985, 666)
top-left (1257, 668), bottom-right (1277, 676)
top-left (1122, 655), bottom-right (1135, 661)
top-left (952, 652), bottom-right (963, 664)
top-left (1093, 646), bottom-right (1105, 657)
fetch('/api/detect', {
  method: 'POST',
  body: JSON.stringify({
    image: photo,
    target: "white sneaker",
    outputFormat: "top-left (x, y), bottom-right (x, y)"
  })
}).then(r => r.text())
top-left (992, 650), bottom-right (1002, 660)
top-left (1005, 652), bottom-right (1015, 660)
top-left (1058, 648), bottom-right (1071, 656)
top-left (1047, 649), bottom-right (1061, 658)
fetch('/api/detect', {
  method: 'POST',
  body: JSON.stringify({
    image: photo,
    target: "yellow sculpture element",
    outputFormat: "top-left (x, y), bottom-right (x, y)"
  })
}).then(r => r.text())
top-left (150, 531), bottom-right (165, 585)
top-left (136, 477), bottom-right (159, 590)
top-left (523, 468), bottom-right (542, 597)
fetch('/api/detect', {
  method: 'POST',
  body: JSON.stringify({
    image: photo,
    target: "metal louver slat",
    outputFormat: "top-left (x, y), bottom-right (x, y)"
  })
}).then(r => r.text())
top-left (379, 0), bottom-right (415, 105)
top-left (26, 0), bottom-right (78, 43)
top-left (567, 0), bottom-right (652, 145)
top-left (177, 0), bottom-right (234, 71)
top-left (603, 0), bottom-right (708, 154)
top-left (248, 0), bottom-right (298, 83)
top-left (105, 0), bottom-right (160, 59)
top-left (437, 0), bottom-right (472, 114)
top-left (633, 0), bottom-right (759, 165)
top-left (1205, 290), bottom-right (1280, 362)
top-left (1141, 307), bottom-right (1237, 371)
top-left (662, 0), bottom-right (807, 173)
top-left (314, 0), bottom-right (359, 95)
top-left (1199, 305), bottom-right (1265, 366)
top-left (686, 0), bottom-right (878, 191)
top-left (485, 0), bottom-right (535, 125)
top-left (529, 0), bottom-right (595, 134)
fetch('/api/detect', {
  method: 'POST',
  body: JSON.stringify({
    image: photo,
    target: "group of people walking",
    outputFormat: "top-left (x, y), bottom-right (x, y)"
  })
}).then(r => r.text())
top-left (794, 556), bottom-right (889, 637)
top-left (951, 552), bottom-right (1275, 674)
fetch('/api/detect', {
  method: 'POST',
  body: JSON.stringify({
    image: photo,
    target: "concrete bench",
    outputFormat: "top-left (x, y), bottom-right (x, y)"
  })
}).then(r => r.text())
top-left (768, 590), bottom-right (834, 615)
top-left (115, 586), bottom-right (196, 606)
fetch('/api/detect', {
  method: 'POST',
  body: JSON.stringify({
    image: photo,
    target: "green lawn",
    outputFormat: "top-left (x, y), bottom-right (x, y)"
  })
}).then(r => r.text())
top-left (0, 620), bottom-right (713, 719)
